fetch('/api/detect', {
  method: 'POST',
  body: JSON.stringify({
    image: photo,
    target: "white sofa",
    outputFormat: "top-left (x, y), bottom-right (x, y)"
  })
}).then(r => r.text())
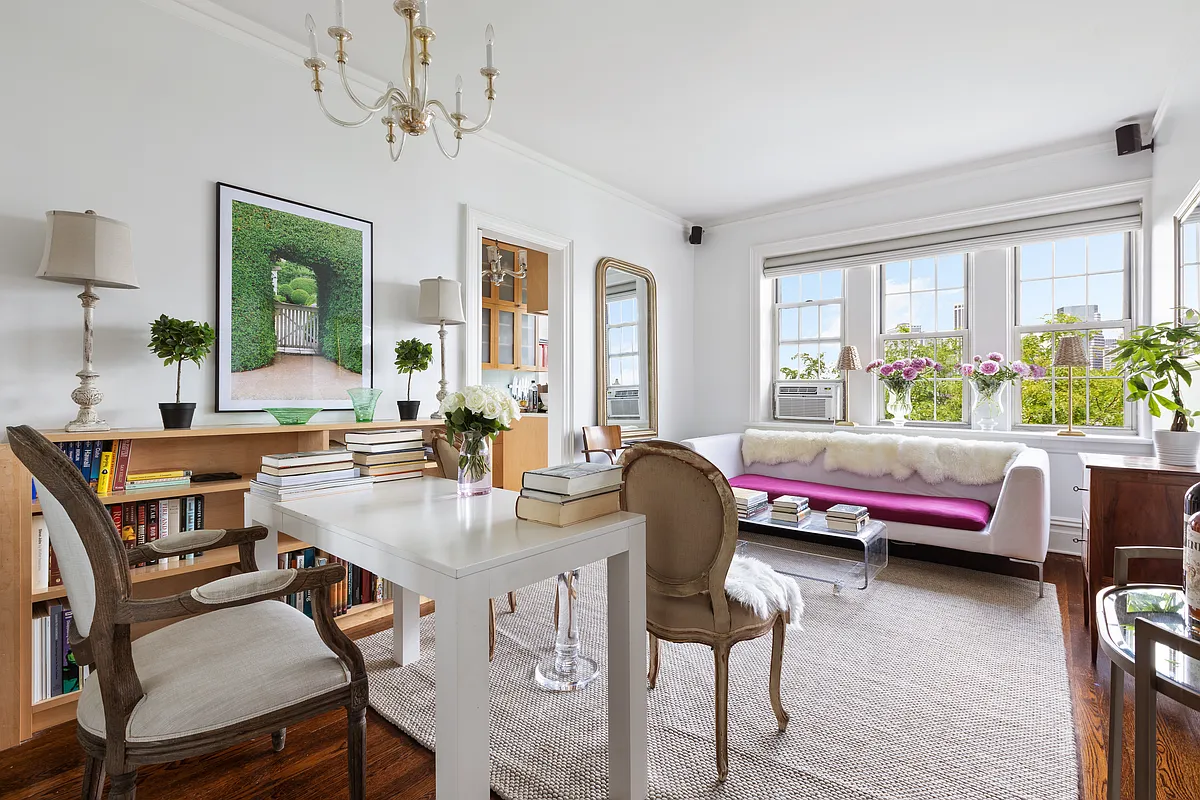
top-left (681, 432), bottom-right (1051, 592)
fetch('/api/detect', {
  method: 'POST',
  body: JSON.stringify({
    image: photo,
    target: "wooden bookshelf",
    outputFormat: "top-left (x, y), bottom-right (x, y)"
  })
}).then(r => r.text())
top-left (0, 419), bottom-right (444, 750)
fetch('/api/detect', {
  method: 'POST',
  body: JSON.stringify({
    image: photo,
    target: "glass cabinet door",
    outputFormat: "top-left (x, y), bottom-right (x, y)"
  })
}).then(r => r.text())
top-left (481, 307), bottom-right (492, 366)
top-left (498, 309), bottom-right (515, 366)
top-left (520, 312), bottom-right (536, 367)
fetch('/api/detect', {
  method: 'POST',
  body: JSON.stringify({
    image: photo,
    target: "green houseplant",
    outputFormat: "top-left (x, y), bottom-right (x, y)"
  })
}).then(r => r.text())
top-left (1109, 313), bottom-right (1200, 465)
top-left (394, 338), bottom-right (433, 420)
top-left (148, 315), bottom-right (216, 429)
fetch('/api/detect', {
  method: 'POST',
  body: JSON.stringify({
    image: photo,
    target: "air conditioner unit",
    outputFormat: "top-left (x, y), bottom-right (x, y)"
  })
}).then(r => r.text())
top-left (773, 381), bottom-right (842, 422)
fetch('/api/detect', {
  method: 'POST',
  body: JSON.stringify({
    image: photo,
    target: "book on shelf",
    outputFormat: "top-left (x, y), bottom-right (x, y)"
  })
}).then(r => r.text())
top-left (31, 603), bottom-right (90, 704)
top-left (260, 461), bottom-right (353, 477)
top-left (126, 469), bottom-right (191, 482)
top-left (345, 440), bottom-right (424, 455)
top-left (125, 477), bottom-right (192, 491)
top-left (261, 450), bottom-right (353, 469)
top-left (343, 429), bottom-right (423, 445)
top-left (515, 490), bottom-right (622, 527)
top-left (357, 461), bottom-right (425, 477)
top-left (32, 517), bottom-right (50, 592)
top-left (352, 449), bottom-right (425, 466)
top-left (254, 467), bottom-right (360, 488)
top-left (279, 547), bottom-right (392, 619)
top-left (112, 440), bottom-right (133, 492)
top-left (365, 470), bottom-right (423, 484)
top-left (522, 463), bottom-right (623, 495)
top-left (96, 442), bottom-right (116, 495)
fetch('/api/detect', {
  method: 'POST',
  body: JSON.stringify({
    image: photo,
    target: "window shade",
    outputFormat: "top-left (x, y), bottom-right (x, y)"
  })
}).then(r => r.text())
top-left (763, 202), bottom-right (1142, 277)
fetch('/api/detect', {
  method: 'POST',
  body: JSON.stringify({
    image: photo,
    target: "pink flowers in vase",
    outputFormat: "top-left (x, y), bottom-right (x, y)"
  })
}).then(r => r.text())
top-left (866, 356), bottom-right (944, 394)
top-left (957, 352), bottom-right (1043, 392)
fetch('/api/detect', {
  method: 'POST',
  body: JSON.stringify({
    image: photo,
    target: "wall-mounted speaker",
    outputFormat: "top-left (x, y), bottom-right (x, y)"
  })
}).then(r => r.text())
top-left (1115, 123), bottom-right (1153, 156)
top-left (688, 225), bottom-right (704, 245)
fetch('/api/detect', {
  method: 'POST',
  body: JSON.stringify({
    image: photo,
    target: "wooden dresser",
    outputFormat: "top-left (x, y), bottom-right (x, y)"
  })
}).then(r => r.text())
top-left (1079, 453), bottom-right (1197, 660)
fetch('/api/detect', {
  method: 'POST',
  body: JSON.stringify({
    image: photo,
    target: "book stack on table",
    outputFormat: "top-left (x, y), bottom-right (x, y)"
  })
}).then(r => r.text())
top-left (345, 429), bottom-right (427, 483)
top-left (250, 450), bottom-right (372, 501)
top-left (732, 487), bottom-right (768, 518)
top-left (515, 463), bottom-right (624, 527)
top-left (771, 495), bottom-right (810, 523)
top-left (824, 503), bottom-right (870, 533)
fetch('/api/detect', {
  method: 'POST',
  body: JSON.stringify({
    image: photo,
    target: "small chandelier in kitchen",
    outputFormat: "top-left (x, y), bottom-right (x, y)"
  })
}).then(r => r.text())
top-left (485, 243), bottom-right (528, 286)
top-left (302, 0), bottom-right (498, 161)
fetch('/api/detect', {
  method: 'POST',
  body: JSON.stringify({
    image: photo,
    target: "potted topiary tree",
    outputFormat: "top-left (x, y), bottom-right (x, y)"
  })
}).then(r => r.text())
top-left (394, 337), bottom-right (433, 420)
top-left (148, 315), bottom-right (216, 429)
top-left (1109, 313), bottom-right (1200, 465)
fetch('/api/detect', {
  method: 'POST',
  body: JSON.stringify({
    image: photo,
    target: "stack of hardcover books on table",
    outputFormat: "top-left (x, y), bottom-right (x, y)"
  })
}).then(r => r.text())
top-left (771, 495), bottom-right (810, 523)
top-left (515, 463), bottom-right (624, 527)
top-left (825, 503), bottom-right (870, 533)
top-left (250, 450), bottom-right (372, 501)
top-left (345, 429), bottom-right (427, 483)
top-left (732, 487), bottom-right (768, 518)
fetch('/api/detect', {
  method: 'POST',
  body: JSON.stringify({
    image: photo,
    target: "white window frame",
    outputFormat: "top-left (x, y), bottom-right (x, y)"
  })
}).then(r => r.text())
top-left (1177, 214), bottom-right (1200, 320)
top-left (772, 269), bottom-right (845, 384)
top-left (1012, 232), bottom-right (1134, 432)
top-left (876, 253), bottom-right (971, 426)
top-left (604, 290), bottom-right (639, 391)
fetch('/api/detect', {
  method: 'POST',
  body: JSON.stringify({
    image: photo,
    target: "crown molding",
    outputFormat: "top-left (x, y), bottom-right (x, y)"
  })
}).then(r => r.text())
top-left (137, 0), bottom-right (691, 229)
top-left (703, 134), bottom-right (1124, 230)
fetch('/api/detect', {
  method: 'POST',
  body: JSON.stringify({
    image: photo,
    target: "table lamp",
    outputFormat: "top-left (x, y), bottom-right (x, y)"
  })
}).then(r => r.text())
top-left (1053, 336), bottom-right (1088, 437)
top-left (835, 345), bottom-right (861, 426)
top-left (417, 276), bottom-right (466, 418)
top-left (37, 210), bottom-right (138, 432)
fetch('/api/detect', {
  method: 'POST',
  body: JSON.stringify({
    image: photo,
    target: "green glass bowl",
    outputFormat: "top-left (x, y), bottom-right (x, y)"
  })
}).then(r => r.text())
top-left (263, 407), bottom-right (322, 425)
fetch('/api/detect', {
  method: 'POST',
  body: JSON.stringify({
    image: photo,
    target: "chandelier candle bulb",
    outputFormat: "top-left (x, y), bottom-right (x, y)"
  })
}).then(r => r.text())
top-left (306, 14), bottom-right (319, 60)
top-left (417, 0), bottom-right (428, 28)
top-left (334, 0), bottom-right (345, 30)
top-left (454, 74), bottom-right (463, 116)
top-left (486, 23), bottom-right (495, 69)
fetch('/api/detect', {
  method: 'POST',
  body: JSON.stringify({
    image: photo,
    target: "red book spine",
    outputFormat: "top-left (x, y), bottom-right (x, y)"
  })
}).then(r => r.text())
top-left (147, 502), bottom-right (158, 544)
top-left (49, 545), bottom-right (62, 586)
top-left (136, 503), bottom-right (147, 546)
top-left (112, 440), bottom-right (132, 492)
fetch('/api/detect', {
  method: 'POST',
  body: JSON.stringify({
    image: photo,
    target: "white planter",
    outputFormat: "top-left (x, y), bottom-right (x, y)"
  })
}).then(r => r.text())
top-left (1153, 429), bottom-right (1200, 467)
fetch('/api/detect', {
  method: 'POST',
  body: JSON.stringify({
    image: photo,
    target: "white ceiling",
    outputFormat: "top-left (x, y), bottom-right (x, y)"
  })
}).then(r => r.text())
top-left (205, 0), bottom-right (1195, 225)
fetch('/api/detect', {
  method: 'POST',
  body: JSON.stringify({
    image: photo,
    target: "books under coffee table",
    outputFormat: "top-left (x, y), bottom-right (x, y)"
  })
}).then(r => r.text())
top-left (737, 506), bottom-right (888, 593)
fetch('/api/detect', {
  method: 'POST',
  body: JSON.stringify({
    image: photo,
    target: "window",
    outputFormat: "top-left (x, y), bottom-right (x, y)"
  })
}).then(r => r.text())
top-left (606, 293), bottom-right (639, 388)
top-left (1015, 232), bottom-right (1131, 429)
top-left (774, 269), bottom-right (843, 380)
top-left (1180, 215), bottom-right (1200, 315)
top-left (879, 253), bottom-right (968, 423)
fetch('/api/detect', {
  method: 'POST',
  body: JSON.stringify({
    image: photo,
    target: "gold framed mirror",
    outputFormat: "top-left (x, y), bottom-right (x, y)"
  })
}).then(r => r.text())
top-left (596, 258), bottom-right (658, 439)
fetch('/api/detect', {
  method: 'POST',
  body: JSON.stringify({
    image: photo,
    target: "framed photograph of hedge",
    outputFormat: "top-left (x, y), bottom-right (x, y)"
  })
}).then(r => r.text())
top-left (216, 183), bottom-right (373, 411)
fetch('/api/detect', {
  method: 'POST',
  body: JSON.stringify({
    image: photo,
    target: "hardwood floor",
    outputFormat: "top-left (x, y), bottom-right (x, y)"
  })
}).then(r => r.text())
top-left (0, 554), bottom-right (1196, 800)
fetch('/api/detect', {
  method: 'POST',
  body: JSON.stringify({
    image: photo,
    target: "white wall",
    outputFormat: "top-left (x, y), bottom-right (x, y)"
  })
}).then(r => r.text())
top-left (691, 143), bottom-right (1157, 545)
top-left (1150, 64), bottom-right (1200, 321)
top-left (0, 0), bottom-right (695, 445)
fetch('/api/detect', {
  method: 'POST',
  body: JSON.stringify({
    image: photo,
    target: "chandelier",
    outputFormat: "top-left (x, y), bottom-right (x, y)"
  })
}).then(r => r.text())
top-left (302, 0), bottom-right (497, 161)
top-left (485, 243), bottom-right (528, 286)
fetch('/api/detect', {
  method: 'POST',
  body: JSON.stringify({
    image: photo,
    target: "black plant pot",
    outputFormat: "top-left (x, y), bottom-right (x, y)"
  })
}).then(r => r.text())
top-left (159, 402), bottom-right (196, 430)
top-left (396, 400), bottom-right (421, 421)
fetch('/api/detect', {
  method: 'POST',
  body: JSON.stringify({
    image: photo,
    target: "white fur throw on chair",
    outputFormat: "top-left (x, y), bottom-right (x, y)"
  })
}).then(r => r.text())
top-left (742, 429), bottom-right (1024, 486)
top-left (725, 555), bottom-right (804, 624)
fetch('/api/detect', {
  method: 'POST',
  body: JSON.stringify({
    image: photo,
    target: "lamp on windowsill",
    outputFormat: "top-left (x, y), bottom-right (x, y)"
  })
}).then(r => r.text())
top-left (1053, 336), bottom-right (1088, 437)
top-left (836, 345), bottom-right (861, 426)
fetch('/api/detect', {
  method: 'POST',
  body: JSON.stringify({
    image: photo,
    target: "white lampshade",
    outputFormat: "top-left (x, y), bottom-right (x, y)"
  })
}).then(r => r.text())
top-left (36, 210), bottom-right (138, 289)
top-left (416, 276), bottom-right (466, 325)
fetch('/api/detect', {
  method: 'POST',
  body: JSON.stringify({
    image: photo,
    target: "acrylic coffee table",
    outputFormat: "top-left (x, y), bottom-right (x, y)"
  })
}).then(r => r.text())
top-left (736, 507), bottom-right (888, 593)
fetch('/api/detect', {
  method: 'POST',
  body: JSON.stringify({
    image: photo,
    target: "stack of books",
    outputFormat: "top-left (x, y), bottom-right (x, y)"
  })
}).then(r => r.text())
top-left (345, 429), bottom-right (427, 483)
top-left (825, 503), bottom-right (870, 533)
top-left (771, 495), bottom-right (810, 523)
top-left (31, 604), bottom-right (88, 703)
top-left (515, 463), bottom-right (624, 527)
top-left (124, 469), bottom-right (191, 493)
top-left (250, 450), bottom-right (372, 501)
top-left (732, 487), bottom-right (768, 518)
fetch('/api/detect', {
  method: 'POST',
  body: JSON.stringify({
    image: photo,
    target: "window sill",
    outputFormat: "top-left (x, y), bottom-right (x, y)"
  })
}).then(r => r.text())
top-left (754, 419), bottom-right (1152, 453)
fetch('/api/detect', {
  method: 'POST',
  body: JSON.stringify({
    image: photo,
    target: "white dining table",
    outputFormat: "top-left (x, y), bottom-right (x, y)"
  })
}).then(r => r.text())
top-left (245, 479), bottom-right (647, 800)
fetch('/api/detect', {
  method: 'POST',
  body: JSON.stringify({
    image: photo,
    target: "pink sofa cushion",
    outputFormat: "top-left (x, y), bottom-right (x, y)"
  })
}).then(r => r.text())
top-left (729, 473), bottom-right (992, 532)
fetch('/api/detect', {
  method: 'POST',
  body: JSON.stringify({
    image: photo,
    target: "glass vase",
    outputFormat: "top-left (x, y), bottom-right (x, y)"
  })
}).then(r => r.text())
top-left (971, 383), bottom-right (1004, 431)
top-left (457, 432), bottom-right (492, 497)
top-left (885, 385), bottom-right (914, 427)
top-left (347, 387), bottom-right (383, 422)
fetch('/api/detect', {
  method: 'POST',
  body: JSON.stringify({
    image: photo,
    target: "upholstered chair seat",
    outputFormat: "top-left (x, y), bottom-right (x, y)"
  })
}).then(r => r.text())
top-left (646, 589), bottom-right (774, 633)
top-left (77, 601), bottom-right (351, 743)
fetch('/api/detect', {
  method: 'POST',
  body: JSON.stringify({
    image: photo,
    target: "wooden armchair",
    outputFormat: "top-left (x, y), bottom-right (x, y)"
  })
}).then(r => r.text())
top-left (7, 425), bottom-right (367, 800)
top-left (619, 440), bottom-right (790, 782)
top-left (581, 425), bottom-right (626, 464)
top-left (431, 429), bottom-right (516, 660)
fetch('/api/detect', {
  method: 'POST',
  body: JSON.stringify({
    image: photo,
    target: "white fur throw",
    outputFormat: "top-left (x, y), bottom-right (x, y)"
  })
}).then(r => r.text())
top-left (741, 429), bottom-right (1024, 486)
top-left (725, 554), bottom-right (804, 625)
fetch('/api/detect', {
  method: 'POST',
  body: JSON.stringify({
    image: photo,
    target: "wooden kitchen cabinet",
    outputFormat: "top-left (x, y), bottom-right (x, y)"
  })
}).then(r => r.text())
top-left (481, 238), bottom-right (548, 371)
top-left (526, 248), bottom-right (549, 314)
top-left (1079, 453), bottom-right (1196, 661)
top-left (492, 415), bottom-right (549, 490)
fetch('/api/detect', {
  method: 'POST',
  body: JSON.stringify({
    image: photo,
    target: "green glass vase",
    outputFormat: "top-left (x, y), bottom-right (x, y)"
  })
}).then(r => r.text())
top-left (347, 388), bottom-right (383, 422)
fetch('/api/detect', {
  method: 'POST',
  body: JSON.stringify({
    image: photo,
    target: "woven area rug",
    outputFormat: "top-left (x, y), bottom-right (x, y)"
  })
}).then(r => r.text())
top-left (362, 554), bottom-right (1077, 800)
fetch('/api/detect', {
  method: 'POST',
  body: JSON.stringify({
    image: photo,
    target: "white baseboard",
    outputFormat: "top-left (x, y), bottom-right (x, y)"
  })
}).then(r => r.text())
top-left (1049, 516), bottom-right (1083, 557)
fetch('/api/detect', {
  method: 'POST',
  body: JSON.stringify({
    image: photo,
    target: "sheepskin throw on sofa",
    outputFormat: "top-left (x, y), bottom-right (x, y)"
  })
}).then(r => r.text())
top-left (742, 429), bottom-right (1025, 486)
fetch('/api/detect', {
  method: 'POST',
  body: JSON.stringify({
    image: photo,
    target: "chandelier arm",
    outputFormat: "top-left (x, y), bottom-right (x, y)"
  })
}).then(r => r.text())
top-left (316, 91), bottom-right (376, 128)
top-left (430, 117), bottom-right (462, 160)
top-left (389, 128), bottom-right (409, 162)
top-left (427, 98), bottom-right (494, 135)
top-left (337, 62), bottom-right (398, 112)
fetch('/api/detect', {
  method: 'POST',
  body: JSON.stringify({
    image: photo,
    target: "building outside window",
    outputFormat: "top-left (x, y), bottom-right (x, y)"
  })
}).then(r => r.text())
top-left (1014, 232), bottom-right (1132, 429)
top-left (878, 253), bottom-right (968, 423)
top-left (774, 269), bottom-right (844, 380)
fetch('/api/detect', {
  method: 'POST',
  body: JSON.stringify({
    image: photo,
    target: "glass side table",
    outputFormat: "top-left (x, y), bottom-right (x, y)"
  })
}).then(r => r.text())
top-left (736, 509), bottom-right (888, 593)
top-left (1096, 584), bottom-right (1198, 800)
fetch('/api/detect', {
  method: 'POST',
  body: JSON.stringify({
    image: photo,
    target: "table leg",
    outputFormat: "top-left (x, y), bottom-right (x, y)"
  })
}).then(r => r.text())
top-left (393, 588), bottom-right (421, 666)
top-left (1108, 659), bottom-right (1125, 800)
top-left (607, 524), bottom-right (648, 800)
top-left (435, 574), bottom-right (492, 799)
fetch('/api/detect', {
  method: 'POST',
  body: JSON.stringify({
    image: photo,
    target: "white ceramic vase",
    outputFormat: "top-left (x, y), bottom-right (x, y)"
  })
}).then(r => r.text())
top-left (1153, 429), bottom-right (1200, 467)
